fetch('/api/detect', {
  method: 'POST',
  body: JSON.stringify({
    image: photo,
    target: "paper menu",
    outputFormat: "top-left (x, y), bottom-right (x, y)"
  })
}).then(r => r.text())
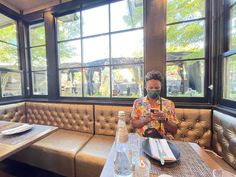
top-left (149, 138), bottom-right (176, 161)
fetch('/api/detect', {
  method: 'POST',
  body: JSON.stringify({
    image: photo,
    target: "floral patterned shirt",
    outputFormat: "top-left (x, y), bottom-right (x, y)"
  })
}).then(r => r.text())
top-left (131, 96), bottom-right (178, 136)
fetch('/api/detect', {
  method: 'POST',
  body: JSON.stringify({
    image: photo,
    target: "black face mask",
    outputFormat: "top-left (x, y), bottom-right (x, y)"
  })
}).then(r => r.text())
top-left (147, 89), bottom-right (161, 99)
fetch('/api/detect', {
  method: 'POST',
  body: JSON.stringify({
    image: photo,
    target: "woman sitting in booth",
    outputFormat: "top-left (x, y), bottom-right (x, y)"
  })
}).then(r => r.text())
top-left (131, 70), bottom-right (178, 139)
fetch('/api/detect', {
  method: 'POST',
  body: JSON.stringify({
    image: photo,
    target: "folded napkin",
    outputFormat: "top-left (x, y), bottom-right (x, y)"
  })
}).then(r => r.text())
top-left (158, 175), bottom-right (173, 177)
top-left (1, 124), bottom-right (32, 135)
top-left (149, 138), bottom-right (176, 161)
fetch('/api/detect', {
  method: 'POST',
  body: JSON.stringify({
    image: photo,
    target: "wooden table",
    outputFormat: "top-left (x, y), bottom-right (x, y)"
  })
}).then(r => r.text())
top-left (0, 121), bottom-right (58, 162)
top-left (100, 140), bottom-right (222, 177)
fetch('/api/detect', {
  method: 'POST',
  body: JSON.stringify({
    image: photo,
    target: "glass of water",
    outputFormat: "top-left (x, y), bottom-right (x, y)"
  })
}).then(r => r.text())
top-left (213, 169), bottom-right (236, 177)
top-left (128, 133), bottom-right (141, 169)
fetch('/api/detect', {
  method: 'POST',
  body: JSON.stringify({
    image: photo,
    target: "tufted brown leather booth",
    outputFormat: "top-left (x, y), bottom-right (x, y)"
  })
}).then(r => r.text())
top-left (12, 102), bottom-right (94, 177)
top-left (4, 102), bottom-right (234, 177)
top-left (26, 102), bottom-right (94, 133)
top-left (75, 135), bottom-right (114, 177)
top-left (13, 129), bottom-right (93, 177)
top-left (0, 102), bottom-right (25, 122)
top-left (175, 108), bottom-right (212, 148)
top-left (75, 106), bottom-right (212, 177)
top-left (75, 105), bottom-right (132, 177)
top-left (213, 110), bottom-right (236, 169)
top-left (95, 105), bottom-right (133, 136)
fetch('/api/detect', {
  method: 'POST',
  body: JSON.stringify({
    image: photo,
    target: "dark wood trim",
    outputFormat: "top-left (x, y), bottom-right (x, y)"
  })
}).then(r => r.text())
top-left (25, 98), bottom-right (134, 106)
top-left (219, 98), bottom-right (236, 110)
top-left (0, 4), bottom-right (20, 20)
top-left (166, 17), bottom-right (205, 26)
top-left (214, 104), bottom-right (236, 117)
top-left (22, 11), bottom-right (44, 24)
top-left (205, 0), bottom-right (213, 104)
top-left (0, 40), bottom-right (17, 46)
top-left (145, 0), bottom-right (166, 93)
top-left (17, 20), bottom-right (26, 97)
top-left (166, 58), bottom-right (205, 62)
top-left (166, 96), bottom-right (208, 103)
top-left (224, 0), bottom-right (230, 52)
top-left (24, 97), bottom-right (213, 109)
top-left (44, 11), bottom-right (59, 99)
top-left (0, 99), bottom-right (25, 106)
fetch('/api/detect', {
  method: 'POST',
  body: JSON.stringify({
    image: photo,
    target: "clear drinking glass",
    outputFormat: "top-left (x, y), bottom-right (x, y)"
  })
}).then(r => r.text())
top-left (213, 169), bottom-right (236, 177)
top-left (129, 133), bottom-right (140, 169)
top-left (134, 156), bottom-right (150, 177)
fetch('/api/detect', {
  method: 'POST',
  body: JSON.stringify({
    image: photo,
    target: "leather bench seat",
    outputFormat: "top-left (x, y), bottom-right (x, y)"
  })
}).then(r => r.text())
top-left (0, 102), bottom-right (25, 122)
top-left (1, 102), bottom-right (235, 176)
top-left (75, 135), bottom-right (114, 177)
top-left (74, 105), bottom-right (132, 177)
top-left (213, 110), bottom-right (236, 170)
top-left (12, 129), bottom-right (93, 177)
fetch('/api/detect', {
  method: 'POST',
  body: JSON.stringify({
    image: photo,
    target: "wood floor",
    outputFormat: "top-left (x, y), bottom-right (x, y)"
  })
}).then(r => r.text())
top-left (0, 159), bottom-right (64, 177)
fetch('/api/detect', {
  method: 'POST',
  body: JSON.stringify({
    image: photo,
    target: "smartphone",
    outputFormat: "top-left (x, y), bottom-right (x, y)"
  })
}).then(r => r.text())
top-left (150, 108), bottom-right (159, 113)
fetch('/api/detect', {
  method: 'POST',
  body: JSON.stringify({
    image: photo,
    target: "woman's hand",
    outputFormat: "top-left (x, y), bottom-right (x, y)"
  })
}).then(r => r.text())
top-left (142, 113), bottom-right (151, 125)
top-left (150, 110), bottom-right (166, 122)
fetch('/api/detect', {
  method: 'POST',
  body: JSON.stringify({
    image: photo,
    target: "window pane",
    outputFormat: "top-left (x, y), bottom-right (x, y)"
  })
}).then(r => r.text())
top-left (111, 29), bottom-right (143, 64)
top-left (223, 55), bottom-right (236, 101)
top-left (231, 0), bottom-right (236, 5)
top-left (83, 35), bottom-right (109, 66)
top-left (167, 20), bottom-right (205, 60)
top-left (230, 5), bottom-right (236, 50)
top-left (112, 64), bottom-right (144, 98)
top-left (57, 13), bottom-right (81, 41)
top-left (32, 71), bottom-right (48, 95)
top-left (110, 0), bottom-right (143, 32)
top-left (31, 46), bottom-right (47, 71)
top-left (83, 66), bottom-right (110, 97)
top-left (58, 40), bottom-right (81, 68)
top-left (82, 5), bottom-right (109, 36)
top-left (0, 14), bottom-right (17, 45)
top-left (167, 0), bottom-right (205, 24)
top-left (166, 60), bottom-right (204, 97)
top-left (1, 72), bottom-right (22, 97)
top-left (59, 69), bottom-right (82, 97)
top-left (0, 42), bottom-right (18, 69)
top-left (29, 23), bottom-right (45, 46)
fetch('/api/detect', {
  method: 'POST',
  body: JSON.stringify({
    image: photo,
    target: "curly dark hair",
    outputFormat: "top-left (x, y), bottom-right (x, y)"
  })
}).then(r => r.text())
top-left (145, 70), bottom-right (163, 84)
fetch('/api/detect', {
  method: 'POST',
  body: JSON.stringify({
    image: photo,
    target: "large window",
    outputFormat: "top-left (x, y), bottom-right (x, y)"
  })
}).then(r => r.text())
top-left (222, 0), bottom-right (236, 102)
top-left (0, 13), bottom-right (22, 98)
top-left (29, 23), bottom-right (48, 95)
top-left (166, 0), bottom-right (206, 97)
top-left (57, 0), bottom-right (144, 98)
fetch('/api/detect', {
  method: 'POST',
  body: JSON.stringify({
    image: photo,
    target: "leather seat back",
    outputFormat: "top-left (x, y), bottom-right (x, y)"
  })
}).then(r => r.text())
top-left (26, 102), bottom-right (94, 133)
top-left (95, 105), bottom-right (132, 136)
top-left (94, 105), bottom-right (211, 148)
top-left (175, 108), bottom-right (211, 148)
top-left (213, 110), bottom-right (236, 169)
top-left (0, 102), bottom-right (26, 122)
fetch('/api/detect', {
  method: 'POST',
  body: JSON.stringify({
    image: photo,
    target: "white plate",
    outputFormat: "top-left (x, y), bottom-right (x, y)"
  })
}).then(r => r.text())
top-left (1, 124), bottom-right (33, 135)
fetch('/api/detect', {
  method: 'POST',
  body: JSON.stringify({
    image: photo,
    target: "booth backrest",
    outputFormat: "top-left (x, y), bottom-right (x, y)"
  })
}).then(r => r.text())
top-left (94, 105), bottom-right (212, 148)
top-left (0, 102), bottom-right (26, 122)
top-left (26, 102), bottom-right (94, 134)
top-left (213, 110), bottom-right (236, 169)
top-left (175, 108), bottom-right (212, 148)
top-left (0, 102), bottom-right (212, 148)
top-left (95, 105), bottom-right (132, 136)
